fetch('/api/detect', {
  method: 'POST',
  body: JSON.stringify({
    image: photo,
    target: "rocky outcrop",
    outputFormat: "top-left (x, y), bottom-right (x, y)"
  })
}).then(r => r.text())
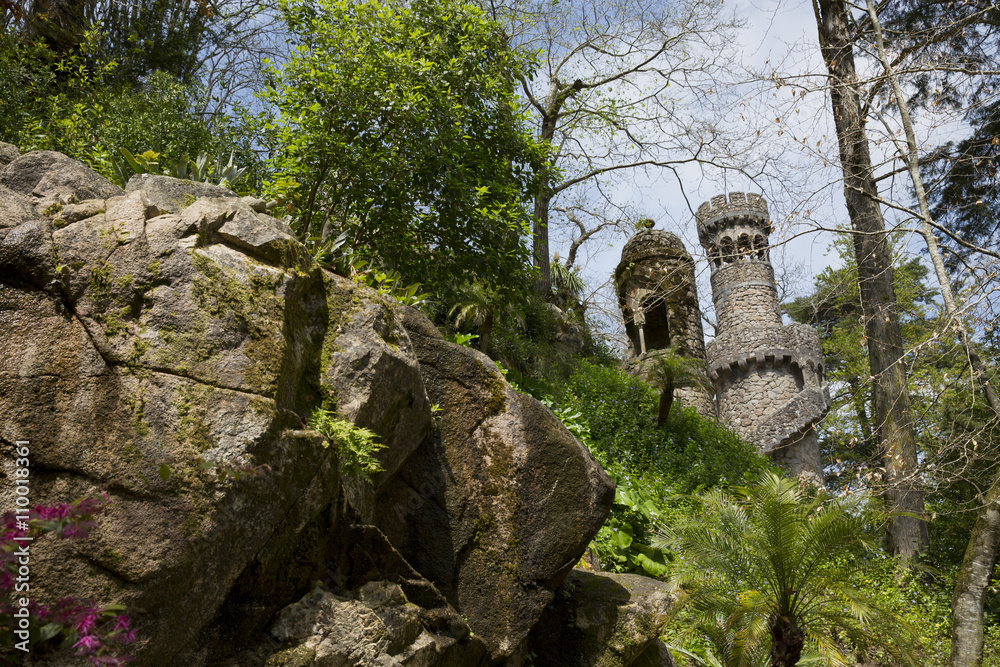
top-left (527, 570), bottom-right (679, 667)
top-left (0, 150), bottom-right (123, 210)
top-left (0, 142), bottom-right (19, 167)
top-left (220, 525), bottom-right (489, 666)
top-left (0, 150), bottom-right (616, 665)
top-left (375, 308), bottom-right (616, 661)
top-left (1, 149), bottom-right (435, 666)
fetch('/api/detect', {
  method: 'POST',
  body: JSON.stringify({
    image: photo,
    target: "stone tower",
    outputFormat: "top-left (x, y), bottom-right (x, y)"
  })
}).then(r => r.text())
top-left (615, 228), bottom-right (715, 418)
top-left (697, 193), bottom-right (829, 481)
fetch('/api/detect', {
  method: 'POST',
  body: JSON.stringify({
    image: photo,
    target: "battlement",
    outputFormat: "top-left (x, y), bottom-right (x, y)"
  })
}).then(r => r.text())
top-left (696, 191), bottom-right (769, 226)
top-left (697, 193), bottom-right (774, 268)
top-left (696, 192), bottom-right (772, 249)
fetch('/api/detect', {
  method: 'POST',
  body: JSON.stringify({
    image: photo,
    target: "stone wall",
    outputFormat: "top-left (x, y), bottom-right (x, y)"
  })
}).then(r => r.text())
top-left (615, 228), bottom-right (715, 419)
top-left (698, 193), bottom-right (829, 482)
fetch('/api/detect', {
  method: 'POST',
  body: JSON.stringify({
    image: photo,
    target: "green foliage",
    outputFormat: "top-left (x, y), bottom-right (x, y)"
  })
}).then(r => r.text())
top-left (0, 32), bottom-right (265, 191)
top-left (656, 474), bottom-right (918, 667)
top-left (549, 257), bottom-right (584, 310)
top-left (488, 295), bottom-right (586, 381)
top-left (307, 230), bottom-right (367, 278)
top-left (88, 0), bottom-right (210, 85)
top-left (785, 236), bottom-right (1000, 569)
top-left (307, 409), bottom-right (385, 481)
top-left (307, 230), bottom-right (432, 309)
top-left (647, 346), bottom-right (713, 427)
top-left (527, 360), bottom-right (766, 577)
top-left (557, 361), bottom-right (766, 491)
top-left (263, 0), bottom-right (546, 299)
top-left (113, 148), bottom-right (250, 189)
top-left (444, 279), bottom-right (528, 353)
top-left (450, 332), bottom-right (479, 348)
top-left (593, 476), bottom-right (674, 577)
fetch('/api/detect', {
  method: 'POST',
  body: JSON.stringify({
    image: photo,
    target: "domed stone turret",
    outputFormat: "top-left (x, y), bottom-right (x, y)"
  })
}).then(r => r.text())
top-left (697, 193), bottom-right (829, 482)
top-left (615, 227), bottom-right (714, 418)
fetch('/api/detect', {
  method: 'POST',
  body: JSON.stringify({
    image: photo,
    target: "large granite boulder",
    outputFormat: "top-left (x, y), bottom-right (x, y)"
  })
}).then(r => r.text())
top-left (0, 150), bottom-right (124, 209)
top-left (374, 308), bottom-right (615, 661)
top-left (1, 150), bottom-right (618, 666)
top-left (0, 152), bottom-right (431, 665)
top-left (527, 570), bottom-right (680, 667)
top-left (126, 173), bottom-right (240, 213)
top-left (0, 142), bottom-right (19, 167)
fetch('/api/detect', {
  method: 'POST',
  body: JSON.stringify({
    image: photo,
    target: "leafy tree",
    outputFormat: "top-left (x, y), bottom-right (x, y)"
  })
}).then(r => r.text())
top-left (647, 346), bottom-right (712, 428)
top-left (784, 238), bottom-right (943, 483)
top-left (264, 0), bottom-right (545, 301)
top-left (877, 0), bottom-right (1000, 270)
top-left (2, 0), bottom-right (208, 80)
top-left (448, 280), bottom-right (526, 354)
top-left (486, 0), bottom-right (754, 297)
top-left (0, 25), bottom-right (265, 191)
top-left (812, 2), bottom-right (1000, 655)
top-left (655, 473), bottom-right (918, 667)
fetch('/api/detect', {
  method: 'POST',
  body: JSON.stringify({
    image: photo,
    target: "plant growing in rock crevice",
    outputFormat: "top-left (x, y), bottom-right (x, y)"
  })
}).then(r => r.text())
top-left (307, 409), bottom-right (384, 480)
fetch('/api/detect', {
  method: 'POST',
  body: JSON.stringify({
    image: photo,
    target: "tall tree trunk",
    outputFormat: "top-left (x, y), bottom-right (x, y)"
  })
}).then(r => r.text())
top-left (533, 188), bottom-right (552, 299)
top-left (656, 383), bottom-right (674, 427)
top-left (862, 0), bottom-right (1000, 419)
top-left (950, 471), bottom-right (1000, 667)
top-left (532, 111), bottom-right (557, 299)
top-left (478, 311), bottom-right (493, 354)
top-left (861, 2), bottom-right (1000, 657)
top-left (813, 0), bottom-right (928, 557)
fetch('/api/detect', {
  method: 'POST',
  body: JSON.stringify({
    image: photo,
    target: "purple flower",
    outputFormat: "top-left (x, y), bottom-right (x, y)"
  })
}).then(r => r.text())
top-left (74, 632), bottom-right (102, 653)
top-left (33, 503), bottom-right (72, 521)
top-left (74, 605), bottom-right (101, 633)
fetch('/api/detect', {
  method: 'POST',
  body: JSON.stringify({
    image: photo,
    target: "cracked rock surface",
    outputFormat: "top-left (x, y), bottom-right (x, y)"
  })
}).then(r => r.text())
top-left (0, 151), bottom-right (430, 665)
top-left (1, 151), bottom-right (618, 666)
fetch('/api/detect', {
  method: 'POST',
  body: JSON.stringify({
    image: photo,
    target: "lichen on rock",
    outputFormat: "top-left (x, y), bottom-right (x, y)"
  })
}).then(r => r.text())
top-left (0, 150), bottom-right (620, 667)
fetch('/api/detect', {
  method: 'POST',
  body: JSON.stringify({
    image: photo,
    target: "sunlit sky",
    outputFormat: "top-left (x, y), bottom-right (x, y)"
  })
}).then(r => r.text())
top-left (553, 0), bottom-right (967, 345)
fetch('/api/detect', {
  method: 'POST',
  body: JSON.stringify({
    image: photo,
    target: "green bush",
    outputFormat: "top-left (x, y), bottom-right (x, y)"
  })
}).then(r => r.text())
top-left (556, 361), bottom-right (768, 492)
top-left (307, 409), bottom-right (385, 481)
top-left (0, 32), bottom-right (265, 192)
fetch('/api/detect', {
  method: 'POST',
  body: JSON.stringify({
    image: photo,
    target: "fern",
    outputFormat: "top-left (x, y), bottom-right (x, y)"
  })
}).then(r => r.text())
top-left (655, 473), bottom-right (920, 666)
top-left (307, 409), bottom-right (385, 480)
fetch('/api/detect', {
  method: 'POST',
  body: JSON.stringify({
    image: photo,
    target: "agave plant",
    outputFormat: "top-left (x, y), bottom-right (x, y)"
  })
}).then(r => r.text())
top-left (212, 151), bottom-right (248, 187)
top-left (111, 148), bottom-right (248, 188)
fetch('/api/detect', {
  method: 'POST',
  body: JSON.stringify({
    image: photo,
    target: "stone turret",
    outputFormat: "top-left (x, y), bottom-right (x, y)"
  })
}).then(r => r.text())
top-left (615, 227), bottom-right (715, 418)
top-left (697, 193), bottom-right (829, 481)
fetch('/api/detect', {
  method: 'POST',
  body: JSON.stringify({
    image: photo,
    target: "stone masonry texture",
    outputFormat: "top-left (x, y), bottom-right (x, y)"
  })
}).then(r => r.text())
top-left (697, 192), bottom-right (829, 481)
top-left (615, 228), bottom-right (715, 419)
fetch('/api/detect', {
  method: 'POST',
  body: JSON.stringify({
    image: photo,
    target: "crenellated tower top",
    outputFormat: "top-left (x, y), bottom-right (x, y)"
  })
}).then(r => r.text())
top-left (696, 192), bottom-right (773, 268)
